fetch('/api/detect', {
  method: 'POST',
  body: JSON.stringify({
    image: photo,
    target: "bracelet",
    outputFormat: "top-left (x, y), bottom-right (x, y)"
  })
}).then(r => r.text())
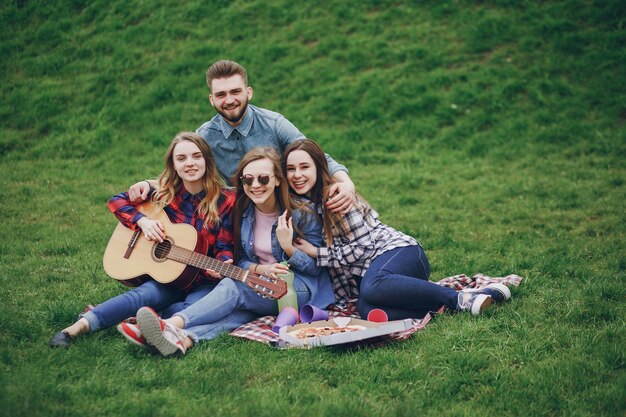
top-left (144, 180), bottom-right (151, 189)
top-left (253, 264), bottom-right (259, 274)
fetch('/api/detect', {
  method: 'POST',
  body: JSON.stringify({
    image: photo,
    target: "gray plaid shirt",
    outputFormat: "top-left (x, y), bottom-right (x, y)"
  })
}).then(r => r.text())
top-left (316, 206), bottom-right (418, 303)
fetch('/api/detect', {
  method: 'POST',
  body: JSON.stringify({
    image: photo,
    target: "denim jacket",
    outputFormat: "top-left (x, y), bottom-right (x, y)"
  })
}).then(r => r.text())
top-left (238, 202), bottom-right (334, 308)
top-left (196, 104), bottom-right (347, 184)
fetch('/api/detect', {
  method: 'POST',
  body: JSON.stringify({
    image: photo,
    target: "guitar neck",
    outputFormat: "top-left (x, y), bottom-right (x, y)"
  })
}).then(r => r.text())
top-left (166, 245), bottom-right (248, 282)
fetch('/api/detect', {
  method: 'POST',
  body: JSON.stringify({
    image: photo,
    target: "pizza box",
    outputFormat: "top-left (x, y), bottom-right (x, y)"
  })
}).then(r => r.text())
top-left (278, 316), bottom-right (414, 348)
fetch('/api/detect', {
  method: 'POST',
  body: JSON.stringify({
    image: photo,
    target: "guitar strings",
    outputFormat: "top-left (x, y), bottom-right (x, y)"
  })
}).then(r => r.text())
top-left (165, 244), bottom-right (244, 279)
top-left (149, 240), bottom-right (282, 292)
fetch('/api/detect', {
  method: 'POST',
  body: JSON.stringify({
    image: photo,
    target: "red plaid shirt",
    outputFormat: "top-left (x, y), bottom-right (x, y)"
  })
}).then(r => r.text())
top-left (108, 186), bottom-right (235, 278)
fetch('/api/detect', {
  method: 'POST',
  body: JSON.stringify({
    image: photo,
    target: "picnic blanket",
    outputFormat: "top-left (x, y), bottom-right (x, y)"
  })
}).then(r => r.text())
top-left (230, 273), bottom-right (523, 345)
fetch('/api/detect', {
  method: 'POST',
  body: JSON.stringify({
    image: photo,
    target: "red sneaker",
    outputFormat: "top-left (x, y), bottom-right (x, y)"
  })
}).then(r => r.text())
top-left (117, 322), bottom-right (150, 349)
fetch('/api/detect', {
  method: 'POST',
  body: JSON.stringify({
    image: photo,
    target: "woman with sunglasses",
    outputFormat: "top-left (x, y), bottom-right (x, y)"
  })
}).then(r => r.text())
top-left (283, 139), bottom-right (511, 320)
top-left (50, 132), bottom-right (235, 348)
top-left (133, 147), bottom-right (334, 357)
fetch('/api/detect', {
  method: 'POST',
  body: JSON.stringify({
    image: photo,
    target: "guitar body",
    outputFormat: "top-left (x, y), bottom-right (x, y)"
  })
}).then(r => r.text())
top-left (103, 203), bottom-right (287, 298)
top-left (103, 204), bottom-right (206, 290)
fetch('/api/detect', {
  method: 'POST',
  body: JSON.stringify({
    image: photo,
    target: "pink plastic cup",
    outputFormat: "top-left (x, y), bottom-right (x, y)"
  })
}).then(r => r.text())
top-left (367, 308), bottom-right (388, 323)
top-left (272, 306), bottom-right (299, 333)
top-left (299, 304), bottom-right (329, 323)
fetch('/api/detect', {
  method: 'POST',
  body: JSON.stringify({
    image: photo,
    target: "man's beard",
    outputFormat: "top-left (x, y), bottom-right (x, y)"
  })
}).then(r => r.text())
top-left (217, 99), bottom-right (249, 124)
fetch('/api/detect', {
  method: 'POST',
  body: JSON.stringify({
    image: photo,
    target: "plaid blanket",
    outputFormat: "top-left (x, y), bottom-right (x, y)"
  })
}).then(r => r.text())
top-left (230, 273), bottom-right (523, 345)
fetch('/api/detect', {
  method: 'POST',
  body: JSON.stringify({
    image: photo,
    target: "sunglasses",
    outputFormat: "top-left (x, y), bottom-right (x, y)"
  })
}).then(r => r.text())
top-left (240, 174), bottom-right (274, 186)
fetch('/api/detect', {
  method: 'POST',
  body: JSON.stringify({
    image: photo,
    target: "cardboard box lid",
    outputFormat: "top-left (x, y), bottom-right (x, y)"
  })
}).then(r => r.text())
top-left (278, 317), bottom-right (414, 348)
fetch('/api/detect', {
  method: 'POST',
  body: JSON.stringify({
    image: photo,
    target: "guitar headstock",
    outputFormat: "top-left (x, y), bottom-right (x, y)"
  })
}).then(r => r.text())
top-left (246, 273), bottom-right (288, 299)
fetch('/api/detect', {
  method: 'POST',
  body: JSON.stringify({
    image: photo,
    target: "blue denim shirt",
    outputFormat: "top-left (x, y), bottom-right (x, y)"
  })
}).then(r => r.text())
top-left (196, 104), bottom-right (347, 184)
top-left (237, 202), bottom-right (335, 308)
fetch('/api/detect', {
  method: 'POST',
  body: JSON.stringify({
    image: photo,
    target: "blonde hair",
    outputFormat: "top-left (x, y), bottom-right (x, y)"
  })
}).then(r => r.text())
top-left (152, 132), bottom-right (225, 227)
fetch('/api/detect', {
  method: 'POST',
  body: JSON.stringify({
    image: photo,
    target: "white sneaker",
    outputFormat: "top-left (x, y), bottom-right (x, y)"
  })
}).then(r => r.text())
top-left (457, 292), bottom-right (493, 316)
top-left (462, 283), bottom-right (511, 303)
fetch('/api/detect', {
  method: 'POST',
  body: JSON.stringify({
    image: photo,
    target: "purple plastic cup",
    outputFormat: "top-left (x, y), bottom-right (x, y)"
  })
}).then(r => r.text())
top-left (272, 306), bottom-right (299, 333)
top-left (367, 308), bottom-right (388, 323)
top-left (300, 304), bottom-right (329, 323)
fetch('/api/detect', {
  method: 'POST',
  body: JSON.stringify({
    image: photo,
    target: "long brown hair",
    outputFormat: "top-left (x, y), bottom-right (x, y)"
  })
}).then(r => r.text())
top-left (232, 147), bottom-right (303, 262)
top-left (283, 139), bottom-right (370, 245)
top-left (152, 132), bottom-right (225, 227)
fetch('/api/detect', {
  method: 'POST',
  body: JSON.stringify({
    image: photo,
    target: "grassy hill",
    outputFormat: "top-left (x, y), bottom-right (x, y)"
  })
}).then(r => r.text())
top-left (1, 1), bottom-right (624, 416)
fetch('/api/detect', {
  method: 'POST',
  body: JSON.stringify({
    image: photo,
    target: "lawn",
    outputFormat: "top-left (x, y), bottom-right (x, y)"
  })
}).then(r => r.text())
top-left (0, 1), bottom-right (624, 416)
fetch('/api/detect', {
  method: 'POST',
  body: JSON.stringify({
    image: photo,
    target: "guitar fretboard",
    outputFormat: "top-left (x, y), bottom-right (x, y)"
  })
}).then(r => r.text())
top-left (158, 243), bottom-right (248, 282)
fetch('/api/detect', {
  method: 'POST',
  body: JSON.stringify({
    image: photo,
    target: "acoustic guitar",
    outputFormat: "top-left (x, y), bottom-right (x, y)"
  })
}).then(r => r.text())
top-left (102, 203), bottom-right (287, 299)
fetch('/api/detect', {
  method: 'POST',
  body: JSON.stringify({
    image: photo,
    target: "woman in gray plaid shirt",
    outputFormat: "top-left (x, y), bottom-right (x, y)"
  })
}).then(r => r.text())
top-left (282, 139), bottom-right (512, 319)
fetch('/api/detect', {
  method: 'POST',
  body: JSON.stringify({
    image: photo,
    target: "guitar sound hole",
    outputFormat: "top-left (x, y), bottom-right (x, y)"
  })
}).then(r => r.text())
top-left (154, 239), bottom-right (172, 260)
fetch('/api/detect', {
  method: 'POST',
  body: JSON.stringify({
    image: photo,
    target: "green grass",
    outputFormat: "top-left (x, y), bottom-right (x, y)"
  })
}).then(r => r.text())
top-left (1, 0), bottom-right (625, 416)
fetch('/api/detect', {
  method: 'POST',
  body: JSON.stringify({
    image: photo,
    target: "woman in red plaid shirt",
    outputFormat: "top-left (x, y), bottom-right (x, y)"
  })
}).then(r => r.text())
top-left (50, 132), bottom-right (235, 348)
top-left (283, 139), bottom-right (512, 320)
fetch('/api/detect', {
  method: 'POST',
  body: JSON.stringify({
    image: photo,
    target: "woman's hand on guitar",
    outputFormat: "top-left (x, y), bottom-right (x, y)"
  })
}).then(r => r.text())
top-left (205, 259), bottom-right (232, 279)
top-left (137, 217), bottom-right (166, 242)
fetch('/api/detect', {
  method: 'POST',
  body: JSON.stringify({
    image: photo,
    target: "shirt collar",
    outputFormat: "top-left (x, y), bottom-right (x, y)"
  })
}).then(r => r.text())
top-left (218, 105), bottom-right (254, 138)
top-left (180, 184), bottom-right (207, 202)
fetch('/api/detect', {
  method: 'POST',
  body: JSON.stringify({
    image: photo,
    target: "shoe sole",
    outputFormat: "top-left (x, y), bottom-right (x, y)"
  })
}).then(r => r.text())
top-left (137, 308), bottom-right (180, 357)
top-left (471, 294), bottom-right (492, 316)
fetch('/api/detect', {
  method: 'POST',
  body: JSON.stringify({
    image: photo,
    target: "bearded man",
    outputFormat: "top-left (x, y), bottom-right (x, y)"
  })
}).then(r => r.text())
top-left (130, 60), bottom-right (355, 213)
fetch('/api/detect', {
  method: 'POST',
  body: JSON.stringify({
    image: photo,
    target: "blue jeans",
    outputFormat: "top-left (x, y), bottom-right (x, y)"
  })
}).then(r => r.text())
top-left (82, 280), bottom-right (216, 332)
top-left (174, 277), bottom-right (313, 343)
top-left (357, 245), bottom-right (458, 320)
